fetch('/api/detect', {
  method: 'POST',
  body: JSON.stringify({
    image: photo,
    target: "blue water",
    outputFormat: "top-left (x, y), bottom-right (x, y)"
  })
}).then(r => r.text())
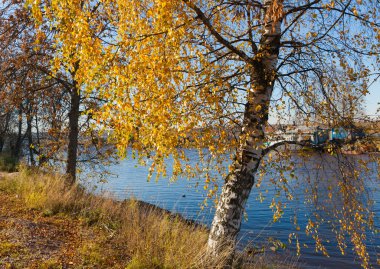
top-left (94, 152), bottom-right (379, 269)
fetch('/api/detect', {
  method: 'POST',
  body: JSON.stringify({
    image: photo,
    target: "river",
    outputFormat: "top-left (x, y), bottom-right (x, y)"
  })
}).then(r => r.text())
top-left (93, 151), bottom-right (379, 269)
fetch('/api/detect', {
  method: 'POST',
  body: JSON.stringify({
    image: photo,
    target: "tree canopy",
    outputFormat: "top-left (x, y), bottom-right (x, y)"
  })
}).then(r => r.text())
top-left (26, 0), bottom-right (380, 267)
top-left (27, 0), bottom-right (379, 168)
top-left (0, 0), bottom-right (117, 181)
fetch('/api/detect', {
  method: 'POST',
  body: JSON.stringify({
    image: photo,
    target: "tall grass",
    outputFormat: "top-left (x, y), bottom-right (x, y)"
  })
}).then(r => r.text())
top-left (0, 167), bottom-right (299, 268)
top-left (0, 167), bottom-right (211, 268)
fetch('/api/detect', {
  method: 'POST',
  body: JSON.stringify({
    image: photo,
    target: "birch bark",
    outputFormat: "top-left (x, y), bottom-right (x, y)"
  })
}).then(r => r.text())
top-left (206, 1), bottom-right (283, 264)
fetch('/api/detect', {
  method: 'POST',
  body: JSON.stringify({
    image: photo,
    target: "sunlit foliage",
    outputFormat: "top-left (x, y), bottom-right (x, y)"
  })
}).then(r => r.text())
top-left (26, 0), bottom-right (380, 267)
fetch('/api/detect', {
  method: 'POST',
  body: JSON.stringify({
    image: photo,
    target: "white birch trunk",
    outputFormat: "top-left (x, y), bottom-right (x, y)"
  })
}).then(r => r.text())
top-left (206, 1), bottom-right (283, 264)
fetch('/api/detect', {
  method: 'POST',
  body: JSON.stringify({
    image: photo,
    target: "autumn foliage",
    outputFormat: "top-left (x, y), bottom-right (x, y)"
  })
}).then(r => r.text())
top-left (1, 0), bottom-right (379, 268)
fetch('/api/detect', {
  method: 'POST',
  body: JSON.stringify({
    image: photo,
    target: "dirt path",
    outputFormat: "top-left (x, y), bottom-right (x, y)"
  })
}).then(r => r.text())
top-left (0, 171), bottom-right (132, 269)
top-left (0, 193), bottom-right (83, 268)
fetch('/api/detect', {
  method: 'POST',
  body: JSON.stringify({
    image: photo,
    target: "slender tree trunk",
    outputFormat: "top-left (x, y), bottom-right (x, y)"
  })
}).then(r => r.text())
top-left (66, 85), bottom-right (80, 185)
top-left (12, 107), bottom-right (24, 159)
top-left (34, 114), bottom-right (46, 166)
top-left (26, 113), bottom-right (35, 166)
top-left (206, 1), bottom-right (282, 264)
top-left (0, 113), bottom-right (10, 154)
top-left (25, 101), bottom-right (35, 166)
top-left (0, 138), bottom-right (4, 153)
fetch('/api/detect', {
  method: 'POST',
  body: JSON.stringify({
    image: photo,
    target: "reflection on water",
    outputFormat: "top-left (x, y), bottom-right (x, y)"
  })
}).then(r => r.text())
top-left (98, 151), bottom-right (379, 269)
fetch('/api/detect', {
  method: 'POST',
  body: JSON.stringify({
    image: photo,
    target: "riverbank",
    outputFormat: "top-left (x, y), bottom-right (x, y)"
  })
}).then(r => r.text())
top-left (0, 169), bottom-right (211, 268)
top-left (0, 169), bottom-right (299, 269)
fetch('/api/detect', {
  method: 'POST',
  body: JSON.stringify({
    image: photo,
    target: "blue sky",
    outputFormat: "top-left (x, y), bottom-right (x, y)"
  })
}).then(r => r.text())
top-left (365, 80), bottom-right (380, 116)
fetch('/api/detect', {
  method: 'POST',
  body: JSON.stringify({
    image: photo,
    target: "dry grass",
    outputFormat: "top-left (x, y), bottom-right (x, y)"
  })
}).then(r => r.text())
top-left (0, 167), bottom-right (299, 269)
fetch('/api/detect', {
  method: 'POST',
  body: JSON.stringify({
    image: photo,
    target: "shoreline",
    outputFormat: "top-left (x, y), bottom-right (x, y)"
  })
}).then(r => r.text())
top-left (0, 170), bottom-right (299, 269)
top-left (0, 171), bottom-right (208, 230)
top-left (0, 170), bottom-right (211, 268)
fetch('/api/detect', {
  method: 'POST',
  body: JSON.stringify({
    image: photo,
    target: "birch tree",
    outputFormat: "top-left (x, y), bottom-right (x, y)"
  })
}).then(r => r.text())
top-left (27, 0), bottom-right (379, 267)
